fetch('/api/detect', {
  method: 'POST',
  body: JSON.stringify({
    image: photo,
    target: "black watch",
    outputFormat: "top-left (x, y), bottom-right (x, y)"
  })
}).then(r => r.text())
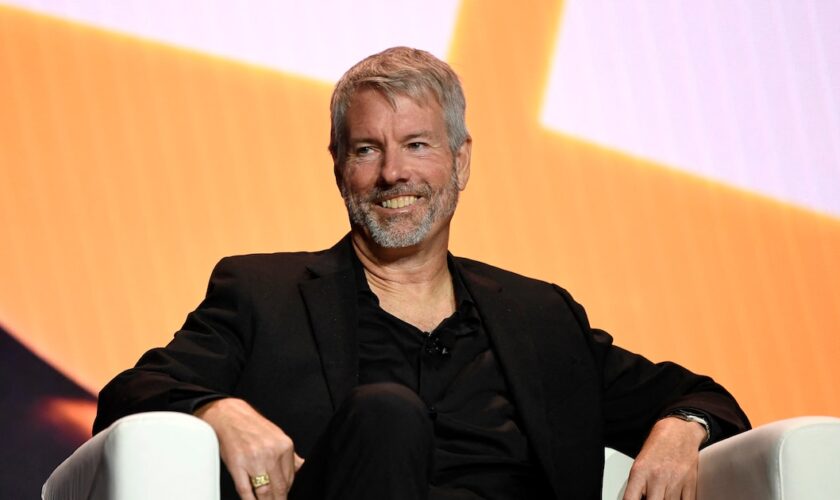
top-left (666, 409), bottom-right (711, 444)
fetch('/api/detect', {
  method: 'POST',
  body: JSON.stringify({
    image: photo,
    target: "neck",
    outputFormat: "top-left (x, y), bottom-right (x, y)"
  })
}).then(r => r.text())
top-left (350, 228), bottom-right (451, 289)
top-left (351, 229), bottom-right (456, 331)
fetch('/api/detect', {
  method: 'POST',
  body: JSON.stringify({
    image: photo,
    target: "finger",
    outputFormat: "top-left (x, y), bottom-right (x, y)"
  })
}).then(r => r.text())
top-left (229, 468), bottom-right (258, 500)
top-left (674, 463), bottom-right (697, 500)
top-left (252, 468), bottom-right (280, 500)
top-left (294, 453), bottom-right (305, 472)
top-left (636, 474), bottom-right (666, 500)
top-left (253, 481), bottom-right (274, 500)
top-left (681, 474), bottom-right (697, 500)
top-left (644, 478), bottom-right (667, 500)
top-left (244, 439), bottom-right (291, 499)
top-left (622, 474), bottom-right (645, 500)
top-left (268, 446), bottom-right (296, 498)
top-left (253, 487), bottom-right (274, 499)
top-left (267, 460), bottom-right (289, 499)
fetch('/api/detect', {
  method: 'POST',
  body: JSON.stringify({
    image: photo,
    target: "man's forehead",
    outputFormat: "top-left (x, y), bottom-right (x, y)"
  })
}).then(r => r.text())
top-left (349, 85), bottom-right (441, 113)
top-left (347, 90), bottom-right (443, 128)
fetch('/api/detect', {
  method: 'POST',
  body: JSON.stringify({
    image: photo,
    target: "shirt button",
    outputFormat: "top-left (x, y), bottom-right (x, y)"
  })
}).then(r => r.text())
top-left (428, 406), bottom-right (438, 420)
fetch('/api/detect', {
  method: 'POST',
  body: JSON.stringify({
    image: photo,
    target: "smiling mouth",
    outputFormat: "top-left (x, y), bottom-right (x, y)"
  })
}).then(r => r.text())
top-left (380, 196), bottom-right (419, 209)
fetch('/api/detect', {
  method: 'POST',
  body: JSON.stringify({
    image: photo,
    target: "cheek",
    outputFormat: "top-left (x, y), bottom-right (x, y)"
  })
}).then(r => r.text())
top-left (341, 164), bottom-right (378, 194)
top-left (428, 164), bottom-right (456, 187)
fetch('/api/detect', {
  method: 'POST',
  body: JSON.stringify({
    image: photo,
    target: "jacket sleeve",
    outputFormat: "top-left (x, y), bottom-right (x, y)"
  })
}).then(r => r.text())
top-left (93, 257), bottom-right (253, 434)
top-left (554, 285), bottom-right (751, 457)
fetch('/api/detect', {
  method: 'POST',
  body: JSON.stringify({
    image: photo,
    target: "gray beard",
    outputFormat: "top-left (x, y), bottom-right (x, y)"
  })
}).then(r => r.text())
top-left (341, 171), bottom-right (459, 248)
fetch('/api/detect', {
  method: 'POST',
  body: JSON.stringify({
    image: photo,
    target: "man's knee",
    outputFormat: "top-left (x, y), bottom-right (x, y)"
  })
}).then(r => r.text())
top-left (292, 383), bottom-right (434, 499)
top-left (344, 382), bottom-right (428, 416)
top-left (340, 382), bottom-right (431, 433)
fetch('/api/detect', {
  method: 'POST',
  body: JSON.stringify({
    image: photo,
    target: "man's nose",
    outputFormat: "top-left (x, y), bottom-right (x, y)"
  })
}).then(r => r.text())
top-left (379, 149), bottom-right (410, 185)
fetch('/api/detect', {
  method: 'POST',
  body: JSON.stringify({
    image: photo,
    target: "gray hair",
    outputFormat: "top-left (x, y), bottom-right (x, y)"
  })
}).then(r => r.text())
top-left (329, 46), bottom-right (469, 165)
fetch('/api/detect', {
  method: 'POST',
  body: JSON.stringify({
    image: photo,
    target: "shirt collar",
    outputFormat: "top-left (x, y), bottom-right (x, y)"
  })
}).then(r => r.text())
top-left (351, 251), bottom-right (476, 310)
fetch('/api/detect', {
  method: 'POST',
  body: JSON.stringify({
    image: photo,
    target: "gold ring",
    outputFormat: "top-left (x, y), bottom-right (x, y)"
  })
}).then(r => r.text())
top-left (250, 473), bottom-right (271, 488)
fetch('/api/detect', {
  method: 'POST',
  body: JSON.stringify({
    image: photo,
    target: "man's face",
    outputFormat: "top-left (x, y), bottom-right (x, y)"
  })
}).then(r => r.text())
top-left (336, 88), bottom-right (470, 248)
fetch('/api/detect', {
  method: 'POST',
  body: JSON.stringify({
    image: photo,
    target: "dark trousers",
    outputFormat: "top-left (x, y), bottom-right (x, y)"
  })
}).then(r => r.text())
top-left (289, 382), bottom-right (435, 500)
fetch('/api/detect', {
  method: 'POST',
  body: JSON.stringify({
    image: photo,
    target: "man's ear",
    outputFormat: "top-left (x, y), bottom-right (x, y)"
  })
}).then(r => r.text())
top-left (333, 158), bottom-right (343, 191)
top-left (454, 137), bottom-right (472, 191)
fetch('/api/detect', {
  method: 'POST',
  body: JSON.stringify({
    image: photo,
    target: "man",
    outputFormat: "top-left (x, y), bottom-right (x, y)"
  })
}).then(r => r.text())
top-left (94, 47), bottom-right (749, 500)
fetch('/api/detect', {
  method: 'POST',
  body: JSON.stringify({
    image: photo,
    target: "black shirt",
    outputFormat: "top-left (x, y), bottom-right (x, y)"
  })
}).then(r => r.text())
top-left (353, 254), bottom-right (552, 499)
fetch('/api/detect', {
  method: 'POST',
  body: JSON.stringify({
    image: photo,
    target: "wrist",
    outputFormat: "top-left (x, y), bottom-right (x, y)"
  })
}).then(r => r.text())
top-left (663, 409), bottom-right (711, 445)
top-left (194, 396), bottom-right (239, 418)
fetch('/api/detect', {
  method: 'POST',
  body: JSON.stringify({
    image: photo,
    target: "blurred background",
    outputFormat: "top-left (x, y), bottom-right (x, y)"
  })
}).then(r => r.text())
top-left (1, 1), bottom-right (838, 497)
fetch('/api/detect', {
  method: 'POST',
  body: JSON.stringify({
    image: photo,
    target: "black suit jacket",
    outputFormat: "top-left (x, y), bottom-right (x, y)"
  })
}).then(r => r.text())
top-left (95, 236), bottom-right (749, 499)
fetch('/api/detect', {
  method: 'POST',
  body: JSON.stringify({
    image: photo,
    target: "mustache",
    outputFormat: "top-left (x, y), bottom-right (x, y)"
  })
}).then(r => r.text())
top-left (362, 183), bottom-right (433, 203)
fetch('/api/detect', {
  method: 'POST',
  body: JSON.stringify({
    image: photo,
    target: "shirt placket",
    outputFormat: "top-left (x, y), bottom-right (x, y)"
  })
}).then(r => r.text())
top-left (418, 331), bottom-right (447, 419)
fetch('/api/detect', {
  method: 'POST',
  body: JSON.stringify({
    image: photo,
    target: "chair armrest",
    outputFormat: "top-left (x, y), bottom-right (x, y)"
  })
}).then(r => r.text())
top-left (42, 411), bottom-right (220, 500)
top-left (698, 416), bottom-right (840, 500)
top-left (604, 416), bottom-right (840, 500)
top-left (603, 448), bottom-right (634, 499)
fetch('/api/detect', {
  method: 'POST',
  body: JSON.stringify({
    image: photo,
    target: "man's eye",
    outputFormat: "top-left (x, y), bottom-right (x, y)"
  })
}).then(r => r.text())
top-left (355, 146), bottom-right (375, 156)
top-left (407, 142), bottom-right (427, 151)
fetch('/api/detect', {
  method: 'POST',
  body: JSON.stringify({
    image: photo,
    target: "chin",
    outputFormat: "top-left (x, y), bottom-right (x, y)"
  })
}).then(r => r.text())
top-left (369, 231), bottom-right (427, 249)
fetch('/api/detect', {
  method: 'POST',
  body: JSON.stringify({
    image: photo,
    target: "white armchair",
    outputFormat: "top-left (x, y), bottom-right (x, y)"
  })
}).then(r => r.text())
top-left (601, 416), bottom-right (840, 500)
top-left (42, 412), bottom-right (219, 500)
top-left (43, 413), bottom-right (840, 500)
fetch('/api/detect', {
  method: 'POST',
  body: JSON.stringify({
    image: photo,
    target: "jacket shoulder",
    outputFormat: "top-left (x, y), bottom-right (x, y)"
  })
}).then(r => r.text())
top-left (216, 249), bottom-right (328, 272)
top-left (207, 247), bottom-right (340, 292)
top-left (455, 256), bottom-right (558, 291)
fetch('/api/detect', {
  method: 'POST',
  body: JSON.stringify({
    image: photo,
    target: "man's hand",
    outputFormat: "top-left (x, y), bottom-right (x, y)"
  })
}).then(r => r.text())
top-left (195, 398), bottom-right (304, 500)
top-left (622, 416), bottom-right (707, 500)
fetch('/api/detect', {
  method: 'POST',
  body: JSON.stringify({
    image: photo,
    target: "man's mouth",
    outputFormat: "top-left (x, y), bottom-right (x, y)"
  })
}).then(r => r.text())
top-left (380, 196), bottom-right (419, 209)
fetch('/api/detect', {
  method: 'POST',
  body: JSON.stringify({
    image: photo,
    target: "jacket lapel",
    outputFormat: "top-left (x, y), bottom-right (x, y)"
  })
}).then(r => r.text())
top-left (458, 263), bottom-right (562, 496)
top-left (299, 235), bottom-right (359, 411)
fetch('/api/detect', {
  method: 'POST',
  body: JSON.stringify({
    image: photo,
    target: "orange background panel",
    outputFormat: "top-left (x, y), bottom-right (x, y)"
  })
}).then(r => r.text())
top-left (1, 0), bottom-right (838, 437)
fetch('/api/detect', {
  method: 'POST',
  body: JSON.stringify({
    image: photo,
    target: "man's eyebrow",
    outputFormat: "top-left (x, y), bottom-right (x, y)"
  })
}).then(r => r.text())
top-left (402, 130), bottom-right (435, 142)
top-left (348, 131), bottom-right (435, 145)
top-left (347, 136), bottom-right (381, 145)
